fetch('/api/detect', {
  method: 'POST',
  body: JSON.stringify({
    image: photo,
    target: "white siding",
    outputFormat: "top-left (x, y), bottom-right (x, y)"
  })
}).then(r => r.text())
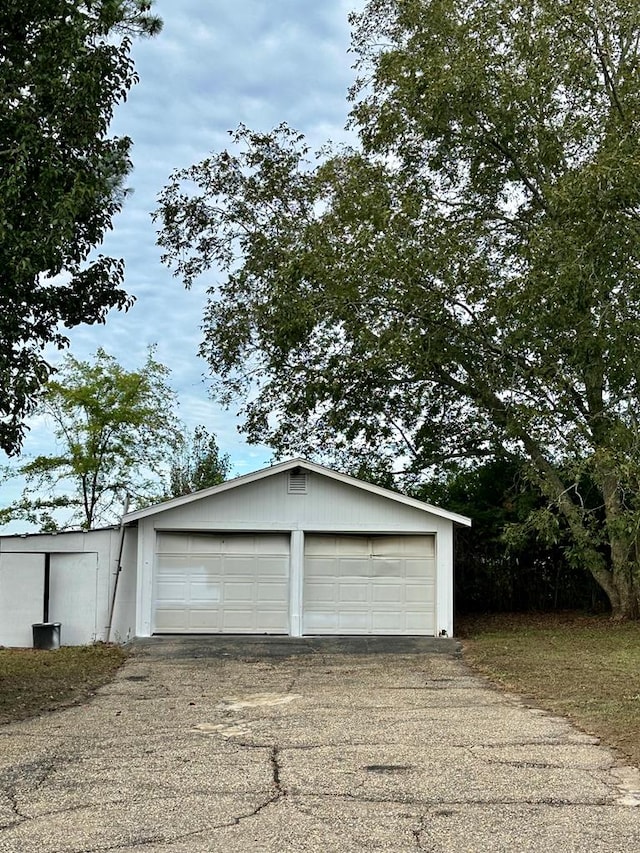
top-left (48, 553), bottom-right (99, 645)
top-left (107, 527), bottom-right (138, 644)
top-left (144, 472), bottom-right (443, 532)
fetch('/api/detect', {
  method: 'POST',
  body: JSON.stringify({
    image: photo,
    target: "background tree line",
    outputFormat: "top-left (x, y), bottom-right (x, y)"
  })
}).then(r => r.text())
top-left (420, 460), bottom-right (608, 614)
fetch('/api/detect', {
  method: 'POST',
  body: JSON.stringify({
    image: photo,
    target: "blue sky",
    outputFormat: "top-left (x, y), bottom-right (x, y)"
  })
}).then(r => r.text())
top-left (1, 1), bottom-right (362, 528)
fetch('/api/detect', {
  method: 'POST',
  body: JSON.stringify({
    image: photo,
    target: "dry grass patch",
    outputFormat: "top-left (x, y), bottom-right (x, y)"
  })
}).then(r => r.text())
top-left (0, 644), bottom-right (128, 725)
top-left (458, 612), bottom-right (640, 767)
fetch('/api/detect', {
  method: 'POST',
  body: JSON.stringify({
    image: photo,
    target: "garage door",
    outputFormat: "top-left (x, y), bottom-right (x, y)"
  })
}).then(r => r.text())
top-left (303, 535), bottom-right (436, 635)
top-left (154, 533), bottom-right (290, 634)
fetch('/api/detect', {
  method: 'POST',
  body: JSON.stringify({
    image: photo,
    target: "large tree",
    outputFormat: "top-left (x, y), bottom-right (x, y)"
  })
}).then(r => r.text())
top-left (156, 0), bottom-right (640, 617)
top-left (0, 348), bottom-right (181, 530)
top-left (0, 1), bottom-right (161, 456)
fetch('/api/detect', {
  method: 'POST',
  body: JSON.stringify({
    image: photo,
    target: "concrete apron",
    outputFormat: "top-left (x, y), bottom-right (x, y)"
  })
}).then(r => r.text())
top-left (0, 637), bottom-right (638, 853)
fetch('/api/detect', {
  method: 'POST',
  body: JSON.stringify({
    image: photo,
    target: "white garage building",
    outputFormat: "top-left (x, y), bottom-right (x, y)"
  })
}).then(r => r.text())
top-left (0, 458), bottom-right (470, 645)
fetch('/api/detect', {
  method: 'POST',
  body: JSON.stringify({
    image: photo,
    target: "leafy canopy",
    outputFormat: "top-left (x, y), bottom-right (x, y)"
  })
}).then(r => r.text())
top-left (166, 425), bottom-right (231, 498)
top-left (0, 1), bottom-right (161, 456)
top-left (1, 347), bottom-right (181, 530)
top-left (156, 0), bottom-right (640, 616)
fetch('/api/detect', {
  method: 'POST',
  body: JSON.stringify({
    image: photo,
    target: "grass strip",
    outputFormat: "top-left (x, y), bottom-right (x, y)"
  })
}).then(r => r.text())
top-left (458, 612), bottom-right (640, 767)
top-left (0, 643), bottom-right (128, 724)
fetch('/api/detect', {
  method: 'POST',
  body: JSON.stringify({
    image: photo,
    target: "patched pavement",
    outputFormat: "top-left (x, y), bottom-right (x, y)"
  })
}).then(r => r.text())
top-left (0, 636), bottom-right (639, 852)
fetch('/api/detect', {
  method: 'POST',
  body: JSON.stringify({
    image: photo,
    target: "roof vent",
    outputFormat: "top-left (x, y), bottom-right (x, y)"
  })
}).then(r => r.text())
top-left (288, 468), bottom-right (308, 495)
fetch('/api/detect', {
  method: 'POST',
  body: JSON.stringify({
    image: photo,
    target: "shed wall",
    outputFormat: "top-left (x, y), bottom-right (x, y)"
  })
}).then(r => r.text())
top-left (0, 527), bottom-right (138, 647)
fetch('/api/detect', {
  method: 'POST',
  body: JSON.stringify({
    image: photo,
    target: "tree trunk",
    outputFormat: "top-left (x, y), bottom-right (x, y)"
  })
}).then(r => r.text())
top-left (596, 465), bottom-right (640, 619)
top-left (464, 385), bottom-right (640, 618)
top-left (588, 547), bottom-right (640, 619)
top-left (614, 577), bottom-right (640, 619)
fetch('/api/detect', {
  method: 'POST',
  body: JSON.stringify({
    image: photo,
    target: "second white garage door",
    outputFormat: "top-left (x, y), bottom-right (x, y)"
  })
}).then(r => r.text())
top-left (303, 534), bottom-right (436, 635)
top-left (154, 533), bottom-right (290, 634)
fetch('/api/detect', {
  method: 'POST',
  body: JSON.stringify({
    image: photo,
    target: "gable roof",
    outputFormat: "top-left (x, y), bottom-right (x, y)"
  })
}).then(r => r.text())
top-left (123, 457), bottom-right (472, 526)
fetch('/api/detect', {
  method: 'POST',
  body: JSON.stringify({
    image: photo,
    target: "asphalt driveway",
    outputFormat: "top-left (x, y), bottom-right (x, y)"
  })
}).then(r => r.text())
top-left (0, 636), bottom-right (639, 852)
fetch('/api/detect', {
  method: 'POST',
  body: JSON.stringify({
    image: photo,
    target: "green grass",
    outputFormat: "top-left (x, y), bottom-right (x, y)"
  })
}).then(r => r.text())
top-left (458, 612), bottom-right (640, 767)
top-left (0, 644), bottom-right (128, 725)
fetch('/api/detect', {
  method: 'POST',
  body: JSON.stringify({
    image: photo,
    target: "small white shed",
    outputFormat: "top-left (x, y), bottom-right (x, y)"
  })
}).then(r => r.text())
top-left (0, 526), bottom-right (138, 647)
top-left (0, 458), bottom-right (470, 646)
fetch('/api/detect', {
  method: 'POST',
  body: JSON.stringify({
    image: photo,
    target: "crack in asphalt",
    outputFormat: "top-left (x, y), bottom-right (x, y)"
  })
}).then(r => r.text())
top-left (411, 815), bottom-right (429, 850)
top-left (590, 765), bottom-right (640, 805)
top-left (0, 743), bottom-right (628, 853)
top-left (465, 742), bottom-right (615, 773)
top-left (2, 786), bottom-right (26, 829)
top-left (0, 758), bottom-right (59, 830)
top-left (76, 744), bottom-right (287, 853)
top-left (305, 791), bottom-right (613, 807)
top-left (231, 739), bottom-right (412, 750)
top-left (0, 785), bottom-right (272, 825)
top-left (464, 738), bottom-right (588, 747)
top-left (281, 664), bottom-right (301, 695)
top-left (0, 746), bottom-right (288, 853)
top-left (270, 745), bottom-right (283, 793)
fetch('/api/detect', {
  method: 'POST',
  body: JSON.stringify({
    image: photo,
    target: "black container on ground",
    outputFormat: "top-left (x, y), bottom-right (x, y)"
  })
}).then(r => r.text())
top-left (32, 622), bottom-right (61, 650)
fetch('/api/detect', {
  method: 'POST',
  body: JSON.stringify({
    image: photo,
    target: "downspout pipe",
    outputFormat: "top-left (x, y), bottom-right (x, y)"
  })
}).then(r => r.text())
top-left (106, 495), bottom-right (129, 643)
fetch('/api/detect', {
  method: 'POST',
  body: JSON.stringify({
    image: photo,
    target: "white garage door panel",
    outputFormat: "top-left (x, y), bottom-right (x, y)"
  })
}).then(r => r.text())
top-left (406, 583), bottom-right (432, 603)
top-left (341, 584), bottom-right (368, 603)
top-left (372, 584), bottom-right (403, 603)
top-left (189, 610), bottom-right (220, 631)
top-left (154, 534), bottom-right (290, 634)
top-left (340, 612), bottom-right (367, 630)
top-left (303, 534), bottom-right (436, 636)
